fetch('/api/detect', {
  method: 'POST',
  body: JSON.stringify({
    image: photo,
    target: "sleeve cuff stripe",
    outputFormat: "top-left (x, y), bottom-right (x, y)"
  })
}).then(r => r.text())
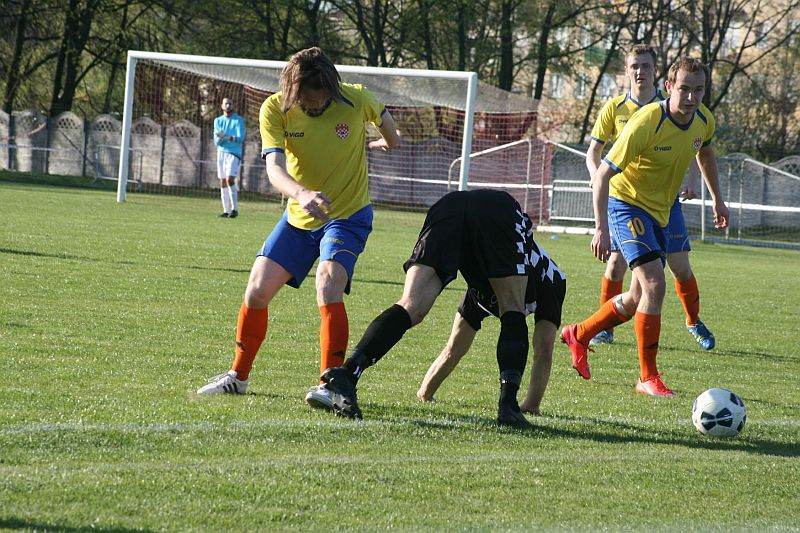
top-left (261, 147), bottom-right (285, 155)
top-left (602, 157), bottom-right (623, 173)
top-left (590, 136), bottom-right (607, 144)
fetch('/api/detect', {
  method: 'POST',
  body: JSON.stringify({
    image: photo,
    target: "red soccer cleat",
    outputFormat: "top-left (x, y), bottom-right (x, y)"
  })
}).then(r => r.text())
top-left (561, 324), bottom-right (591, 380)
top-left (635, 375), bottom-right (677, 398)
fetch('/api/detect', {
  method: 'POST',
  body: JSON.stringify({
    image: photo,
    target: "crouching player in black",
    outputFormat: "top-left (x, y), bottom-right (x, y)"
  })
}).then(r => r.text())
top-left (416, 237), bottom-right (565, 416)
top-left (321, 189), bottom-right (553, 427)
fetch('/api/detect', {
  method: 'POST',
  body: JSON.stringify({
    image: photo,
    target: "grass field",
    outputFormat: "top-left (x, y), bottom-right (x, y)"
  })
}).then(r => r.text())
top-left (2, 176), bottom-right (799, 531)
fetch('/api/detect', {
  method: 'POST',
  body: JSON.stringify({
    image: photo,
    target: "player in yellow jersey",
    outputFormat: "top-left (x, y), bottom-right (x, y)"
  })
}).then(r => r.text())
top-left (561, 57), bottom-right (729, 397)
top-left (197, 47), bottom-right (401, 401)
top-left (587, 45), bottom-right (716, 351)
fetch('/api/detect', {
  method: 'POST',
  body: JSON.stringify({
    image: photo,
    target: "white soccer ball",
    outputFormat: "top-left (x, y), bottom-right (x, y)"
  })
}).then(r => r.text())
top-left (692, 388), bottom-right (746, 437)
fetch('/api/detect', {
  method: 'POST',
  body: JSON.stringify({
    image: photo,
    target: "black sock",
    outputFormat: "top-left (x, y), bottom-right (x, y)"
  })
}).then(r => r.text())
top-left (344, 304), bottom-right (413, 382)
top-left (499, 379), bottom-right (520, 406)
top-left (497, 311), bottom-right (528, 405)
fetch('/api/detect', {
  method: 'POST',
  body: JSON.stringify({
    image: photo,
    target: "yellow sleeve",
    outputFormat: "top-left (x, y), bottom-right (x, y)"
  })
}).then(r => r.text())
top-left (603, 107), bottom-right (655, 173)
top-left (359, 87), bottom-right (385, 127)
top-left (589, 99), bottom-right (617, 144)
top-left (259, 95), bottom-right (286, 156)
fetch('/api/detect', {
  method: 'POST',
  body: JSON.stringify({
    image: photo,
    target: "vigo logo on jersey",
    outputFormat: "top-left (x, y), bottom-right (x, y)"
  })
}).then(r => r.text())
top-left (692, 136), bottom-right (703, 151)
top-left (335, 122), bottom-right (350, 139)
top-left (285, 131), bottom-right (304, 138)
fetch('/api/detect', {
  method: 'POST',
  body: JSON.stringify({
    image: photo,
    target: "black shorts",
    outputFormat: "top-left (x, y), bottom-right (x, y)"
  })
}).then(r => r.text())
top-left (403, 190), bottom-right (533, 297)
top-left (458, 274), bottom-right (566, 331)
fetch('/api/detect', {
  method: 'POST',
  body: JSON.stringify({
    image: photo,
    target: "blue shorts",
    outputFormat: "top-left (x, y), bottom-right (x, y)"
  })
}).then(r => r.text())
top-left (665, 198), bottom-right (691, 253)
top-left (608, 197), bottom-right (667, 268)
top-left (610, 198), bottom-right (690, 254)
top-left (258, 204), bottom-right (373, 294)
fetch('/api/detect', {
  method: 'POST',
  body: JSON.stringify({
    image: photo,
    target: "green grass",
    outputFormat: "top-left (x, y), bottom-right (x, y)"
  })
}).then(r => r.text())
top-left (1, 177), bottom-right (799, 531)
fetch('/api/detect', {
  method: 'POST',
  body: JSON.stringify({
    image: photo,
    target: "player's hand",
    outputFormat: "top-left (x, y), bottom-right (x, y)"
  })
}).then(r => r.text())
top-left (520, 405), bottom-right (541, 416)
top-left (297, 189), bottom-right (331, 221)
top-left (215, 131), bottom-right (224, 139)
top-left (368, 138), bottom-right (390, 151)
top-left (680, 186), bottom-right (697, 201)
top-left (712, 201), bottom-right (729, 229)
top-left (591, 227), bottom-right (611, 262)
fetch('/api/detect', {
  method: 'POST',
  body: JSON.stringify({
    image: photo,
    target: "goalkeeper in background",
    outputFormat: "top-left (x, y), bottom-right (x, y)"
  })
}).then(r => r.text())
top-left (197, 47), bottom-right (401, 403)
top-left (213, 97), bottom-right (245, 218)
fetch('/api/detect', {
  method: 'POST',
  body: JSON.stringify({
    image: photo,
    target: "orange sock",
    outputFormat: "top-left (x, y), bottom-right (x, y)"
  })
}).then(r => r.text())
top-left (319, 302), bottom-right (349, 380)
top-left (231, 303), bottom-right (268, 381)
top-left (674, 276), bottom-right (700, 326)
top-left (599, 277), bottom-right (624, 334)
top-left (634, 312), bottom-right (661, 381)
top-left (576, 299), bottom-right (630, 345)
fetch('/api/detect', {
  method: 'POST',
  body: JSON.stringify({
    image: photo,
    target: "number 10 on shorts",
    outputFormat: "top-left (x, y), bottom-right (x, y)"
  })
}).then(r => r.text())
top-left (627, 217), bottom-right (645, 238)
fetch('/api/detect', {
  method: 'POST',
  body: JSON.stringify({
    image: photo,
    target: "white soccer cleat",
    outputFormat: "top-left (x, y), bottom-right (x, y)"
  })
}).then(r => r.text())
top-left (305, 383), bottom-right (334, 410)
top-left (196, 370), bottom-right (248, 395)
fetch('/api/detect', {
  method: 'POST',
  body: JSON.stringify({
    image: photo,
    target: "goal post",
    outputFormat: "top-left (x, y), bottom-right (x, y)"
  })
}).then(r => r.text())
top-left (116, 50), bottom-right (480, 203)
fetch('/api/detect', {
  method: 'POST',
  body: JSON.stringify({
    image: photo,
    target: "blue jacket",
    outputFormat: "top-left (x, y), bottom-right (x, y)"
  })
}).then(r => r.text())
top-left (214, 113), bottom-right (245, 157)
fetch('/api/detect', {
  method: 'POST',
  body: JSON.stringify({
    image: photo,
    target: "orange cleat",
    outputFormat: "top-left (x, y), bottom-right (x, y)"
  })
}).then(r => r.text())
top-left (635, 375), bottom-right (677, 398)
top-left (560, 324), bottom-right (592, 380)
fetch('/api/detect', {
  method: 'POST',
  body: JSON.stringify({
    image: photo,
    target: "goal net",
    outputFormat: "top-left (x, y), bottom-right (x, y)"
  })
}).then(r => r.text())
top-left (115, 51), bottom-right (545, 217)
top-left (543, 142), bottom-right (800, 249)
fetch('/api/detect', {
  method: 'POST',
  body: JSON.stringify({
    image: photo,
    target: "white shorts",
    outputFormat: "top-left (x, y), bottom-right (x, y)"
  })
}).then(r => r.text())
top-left (217, 151), bottom-right (241, 179)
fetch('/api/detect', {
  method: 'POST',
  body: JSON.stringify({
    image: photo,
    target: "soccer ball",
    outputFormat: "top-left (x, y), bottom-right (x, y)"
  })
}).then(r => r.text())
top-left (692, 388), bottom-right (746, 437)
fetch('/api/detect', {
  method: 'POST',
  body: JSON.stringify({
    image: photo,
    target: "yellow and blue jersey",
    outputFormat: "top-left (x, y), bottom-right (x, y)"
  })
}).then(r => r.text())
top-left (590, 89), bottom-right (668, 145)
top-left (260, 83), bottom-right (386, 230)
top-left (603, 100), bottom-right (715, 227)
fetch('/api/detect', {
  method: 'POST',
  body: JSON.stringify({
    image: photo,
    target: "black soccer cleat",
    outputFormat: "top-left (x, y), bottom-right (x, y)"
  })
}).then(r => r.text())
top-left (219, 212), bottom-right (230, 218)
top-left (497, 400), bottom-right (532, 429)
top-left (321, 367), bottom-right (362, 420)
top-left (229, 210), bottom-right (239, 218)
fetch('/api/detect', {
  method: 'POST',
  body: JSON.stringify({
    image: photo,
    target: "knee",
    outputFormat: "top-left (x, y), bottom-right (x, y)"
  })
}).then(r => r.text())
top-left (397, 299), bottom-right (426, 327)
top-left (607, 255), bottom-right (627, 281)
top-left (244, 283), bottom-right (269, 308)
top-left (670, 263), bottom-right (693, 281)
top-left (641, 275), bottom-right (666, 299)
top-left (315, 264), bottom-right (346, 303)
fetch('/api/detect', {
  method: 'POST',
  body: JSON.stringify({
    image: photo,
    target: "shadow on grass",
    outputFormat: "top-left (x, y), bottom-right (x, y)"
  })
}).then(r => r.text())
top-left (359, 401), bottom-right (799, 458)
top-left (0, 518), bottom-right (151, 533)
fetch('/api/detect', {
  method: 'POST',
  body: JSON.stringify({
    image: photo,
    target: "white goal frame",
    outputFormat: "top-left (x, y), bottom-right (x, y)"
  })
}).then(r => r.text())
top-left (116, 50), bottom-right (478, 202)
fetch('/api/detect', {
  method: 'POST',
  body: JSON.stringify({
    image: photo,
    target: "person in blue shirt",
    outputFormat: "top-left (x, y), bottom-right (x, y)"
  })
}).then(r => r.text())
top-left (214, 98), bottom-right (245, 217)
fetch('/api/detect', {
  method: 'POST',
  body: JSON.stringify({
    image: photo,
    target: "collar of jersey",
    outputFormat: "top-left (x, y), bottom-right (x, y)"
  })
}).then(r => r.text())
top-left (627, 89), bottom-right (661, 107)
top-left (660, 100), bottom-right (694, 131)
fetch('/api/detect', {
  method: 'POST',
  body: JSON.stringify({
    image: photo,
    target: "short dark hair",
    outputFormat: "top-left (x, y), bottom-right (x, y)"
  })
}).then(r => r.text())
top-left (279, 47), bottom-right (344, 113)
top-left (667, 56), bottom-right (709, 84)
top-left (626, 44), bottom-right (657, 66)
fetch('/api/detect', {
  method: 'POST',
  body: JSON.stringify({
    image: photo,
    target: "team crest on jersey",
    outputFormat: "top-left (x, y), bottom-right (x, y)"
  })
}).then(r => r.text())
top-left (335, 122), bottom-right (350, 139)
top-left (692, 136), bottom-right (703, 151)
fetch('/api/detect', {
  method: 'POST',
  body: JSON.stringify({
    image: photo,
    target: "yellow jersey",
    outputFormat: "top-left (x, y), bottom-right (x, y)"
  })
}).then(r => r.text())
top-left (590, 89), bottom-right (668, 144)
top-left (603, 100), bottom-right (715, 226)
top-left (260, 83), bottom-right (386, 229)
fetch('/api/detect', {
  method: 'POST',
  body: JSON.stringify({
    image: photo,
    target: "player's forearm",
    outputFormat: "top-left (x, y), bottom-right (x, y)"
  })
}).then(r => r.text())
top-left (378, 113), bottom-right (401, 149)
top-left (585, 143), bottom-right (603, 183)
top-left (592, 165), bottom-right (613, 229)
top-left (417, 345), bottom-right (467, 401)
top-left (522, 322), bottom-right (555, 411)
top-left (265, 155), bottom-right (307, 199)
top-left (697, 150), bottom-right (723, 203)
